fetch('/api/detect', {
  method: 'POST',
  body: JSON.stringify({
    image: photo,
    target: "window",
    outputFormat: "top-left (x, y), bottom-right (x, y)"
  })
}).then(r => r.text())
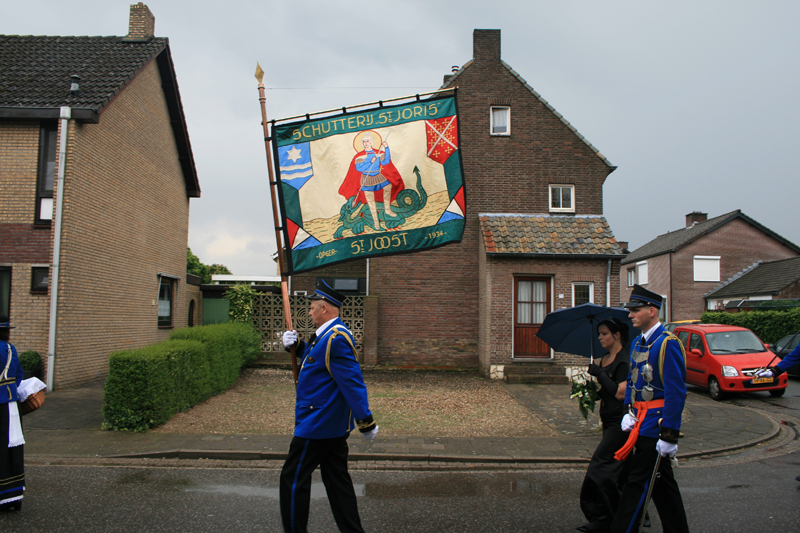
top-left (316, 277), bottom-right (366, 296)
top-left (693, 256), bottom-right (720, 282)
top-left (676, 330), bottom-right (689, 348)
top-left (31, 266), bottom-right (49, 293)
top-left (36, 122), bottom-right (58, 223)
top-left (659, 296), bottom-right (668, 322)
top-left (158, 276), bottom-right (177, 327)
top-left (636, 261), bottom-right (648, 285)
top-left (549, 185), bottom-right (574, 213)
top-left (516, 279), bottom-right (548, 324)
top-left (0, 267), bottom-right (10, 319)
top-left (689, 334), bottom-right (705, 355)
top-left (490, 106), bottom-right (510, 135)
top-left (627, 268), bottom-right (635, 287)
top-left (572, 282), bottom-right (594, 306)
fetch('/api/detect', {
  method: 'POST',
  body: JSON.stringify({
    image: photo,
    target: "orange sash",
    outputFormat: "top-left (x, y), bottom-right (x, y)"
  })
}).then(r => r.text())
top-left (614, 399), bottom-right (665, 461)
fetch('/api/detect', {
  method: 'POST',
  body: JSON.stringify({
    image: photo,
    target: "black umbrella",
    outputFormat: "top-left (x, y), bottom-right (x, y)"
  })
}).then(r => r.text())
top-left (535, 303), bottom-right (639, 362)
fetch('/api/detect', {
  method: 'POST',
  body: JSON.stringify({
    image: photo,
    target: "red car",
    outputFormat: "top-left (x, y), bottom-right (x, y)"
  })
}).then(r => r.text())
top-left (673, 324), bottom-right (789, 401)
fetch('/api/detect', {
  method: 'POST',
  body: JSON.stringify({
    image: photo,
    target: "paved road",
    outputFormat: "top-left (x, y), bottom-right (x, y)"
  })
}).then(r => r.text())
top-left (2, 449), bottom-right (798, 532)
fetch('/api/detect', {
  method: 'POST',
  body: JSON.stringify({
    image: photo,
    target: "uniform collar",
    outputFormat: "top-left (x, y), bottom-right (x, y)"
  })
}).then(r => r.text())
top-left (315, 317), bottom-right (338, 338)
top-left (642, 322), bottom-right (662, 343)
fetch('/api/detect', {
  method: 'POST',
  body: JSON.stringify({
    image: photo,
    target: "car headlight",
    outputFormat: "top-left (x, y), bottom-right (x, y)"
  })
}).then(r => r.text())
top-left (721, 366), bottom-right (739, 377)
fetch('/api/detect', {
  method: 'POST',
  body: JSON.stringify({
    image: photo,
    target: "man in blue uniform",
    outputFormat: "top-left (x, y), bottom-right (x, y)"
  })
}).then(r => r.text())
top-left (756, 334), bottom-right (800, 482)
top-left (610, 285), bottom-right (689, 533)
top-left (280, 281), bottom-right (378, 533)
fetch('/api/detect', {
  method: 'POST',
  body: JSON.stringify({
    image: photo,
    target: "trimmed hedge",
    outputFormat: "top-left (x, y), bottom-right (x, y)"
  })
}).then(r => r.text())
top-left (700, 308), bottom-right (800, 344)
top-left (103, 323), bottom-right (262, 431)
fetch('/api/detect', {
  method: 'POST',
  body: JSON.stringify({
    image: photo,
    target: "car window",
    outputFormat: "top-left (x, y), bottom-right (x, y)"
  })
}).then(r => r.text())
top-left (677, 331), bottom-right (689, 347)
top-left (777, 334), bottom-right (800, 353)
top-left (705, 330), bottom-right (764, 355)
top-left (689, 334), bottom-right (704, 355)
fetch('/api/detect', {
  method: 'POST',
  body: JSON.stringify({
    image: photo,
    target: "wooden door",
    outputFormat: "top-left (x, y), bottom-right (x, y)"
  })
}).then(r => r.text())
top-left (514, 277), bottom-right (551, 358)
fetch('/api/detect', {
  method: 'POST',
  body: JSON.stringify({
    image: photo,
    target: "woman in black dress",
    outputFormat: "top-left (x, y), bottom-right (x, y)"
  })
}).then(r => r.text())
top-left (577, 318), bottom-right (630, 533)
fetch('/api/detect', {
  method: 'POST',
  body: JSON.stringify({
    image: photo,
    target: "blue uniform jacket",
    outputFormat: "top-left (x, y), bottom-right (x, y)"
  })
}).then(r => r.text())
top-left (293, 318), bottom-right (372, 439)
top-left (776, 342), bottom-right (800, 373)
top-left (0, 341), bottom-right (23, 404)
top-left (624, 324), bottom-right (687, 439)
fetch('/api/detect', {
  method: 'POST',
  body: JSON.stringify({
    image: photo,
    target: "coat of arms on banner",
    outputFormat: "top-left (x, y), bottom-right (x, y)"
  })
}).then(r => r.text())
top-left (273, 93), bottom-right (466, 274)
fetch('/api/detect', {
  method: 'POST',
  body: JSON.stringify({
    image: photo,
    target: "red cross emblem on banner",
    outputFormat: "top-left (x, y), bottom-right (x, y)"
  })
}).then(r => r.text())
top-left (425, 115), bottom-right (459, 164)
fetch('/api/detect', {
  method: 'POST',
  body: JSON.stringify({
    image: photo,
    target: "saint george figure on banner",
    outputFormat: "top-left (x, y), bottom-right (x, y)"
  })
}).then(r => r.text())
top-left (338, 130), bottom-right (405, 231)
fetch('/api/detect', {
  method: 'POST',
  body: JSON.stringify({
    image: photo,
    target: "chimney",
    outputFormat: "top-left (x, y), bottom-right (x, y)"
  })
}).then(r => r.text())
top-left (617, 241), bottom-right (629, 252)
top-left (443, 65), bottom-right (461, 85)
top-left (685, 211), bottom-right (708, 227)
top-left (473, 29), bottom-right (501, 61)
top-left (125, 3), bottom-right (155, 41)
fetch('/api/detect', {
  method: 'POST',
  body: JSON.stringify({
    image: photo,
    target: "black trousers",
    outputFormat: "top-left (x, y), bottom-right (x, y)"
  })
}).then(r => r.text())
top-left (579, 420), bottom-right (628, 527)
top-left (609, 436), bottom-right (689, 533)
top-left (280, 434), bottom-right (364, 533)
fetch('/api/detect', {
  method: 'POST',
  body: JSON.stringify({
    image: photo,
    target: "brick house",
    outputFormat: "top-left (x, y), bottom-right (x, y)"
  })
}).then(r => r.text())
top-left (0, 3), bottom-right (201, 389)
top-left (289, 30), bottom-right (625, 381)
top-left (705, 256), bottom-right (800, 312)
top-left (620, 211), bottom-right (800, 322)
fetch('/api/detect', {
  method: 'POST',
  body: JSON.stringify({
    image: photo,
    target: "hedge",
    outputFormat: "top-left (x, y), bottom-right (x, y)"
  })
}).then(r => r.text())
top-left (103, 323), bottom-right (262, 431)
top-left (700, 308), bottom-right (800, 344)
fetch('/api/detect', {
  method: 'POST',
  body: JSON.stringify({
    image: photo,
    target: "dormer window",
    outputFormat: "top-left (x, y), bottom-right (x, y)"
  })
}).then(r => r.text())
top-left (490, 106), bottom-right (510, 135)
top-left (549, 184), bottom-right (574, 213)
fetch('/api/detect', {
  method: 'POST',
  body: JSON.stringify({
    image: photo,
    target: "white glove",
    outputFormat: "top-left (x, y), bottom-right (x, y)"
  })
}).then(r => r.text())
top-left (282, 330), bottom-right (298, 348)
top-left (361, 425), bottom-right (379, 441)
top-left (621, 413), bottom-right (636, 432)
top-left (656, 439), bottom-right (678, 457)
top-left (756, 368), bottom-right (774, 378)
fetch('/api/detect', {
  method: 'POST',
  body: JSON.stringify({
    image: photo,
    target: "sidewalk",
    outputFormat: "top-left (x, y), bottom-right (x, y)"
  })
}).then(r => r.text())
top-left (21, 379), bottom-right (781, 465)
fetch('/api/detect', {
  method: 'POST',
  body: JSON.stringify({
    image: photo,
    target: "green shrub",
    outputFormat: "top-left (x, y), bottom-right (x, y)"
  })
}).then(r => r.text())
top-left (224, 284), bottom-right (258, 324)
top-left (103, 323), bottom-right (262, 431)
top-left (701, 308), bottom-right (800, 344)
top-left (19, 350), bottom-right (42, 373)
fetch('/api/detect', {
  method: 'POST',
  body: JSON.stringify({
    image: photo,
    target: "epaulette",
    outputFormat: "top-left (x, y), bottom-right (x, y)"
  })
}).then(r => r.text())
top-left (324, 325), bottom-right (359, 377)
top-left (658, 330), bottom-right (687, 380)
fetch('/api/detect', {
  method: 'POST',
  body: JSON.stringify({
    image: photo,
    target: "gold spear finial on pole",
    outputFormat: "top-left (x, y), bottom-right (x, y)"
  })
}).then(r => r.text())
top-left (254, 62), bottom-right (265, 84)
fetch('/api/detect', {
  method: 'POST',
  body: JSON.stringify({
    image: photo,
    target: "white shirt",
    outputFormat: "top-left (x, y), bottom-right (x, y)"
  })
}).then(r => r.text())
top-left (316, 317), bottom-right (337, 338)
top-left (643, 322), bottom-right (662, 343)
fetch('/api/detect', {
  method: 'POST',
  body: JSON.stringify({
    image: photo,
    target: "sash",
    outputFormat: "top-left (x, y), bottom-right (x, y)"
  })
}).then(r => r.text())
top-left (614, 399), bottom-right (664, 461)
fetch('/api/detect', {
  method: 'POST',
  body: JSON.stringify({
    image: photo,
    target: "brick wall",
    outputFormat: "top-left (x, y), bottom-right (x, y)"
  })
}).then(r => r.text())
top-left (478, 255), bottom-right (621, 374)
top-left (368, 30), bottom-right (614, 367)
top-left (47, 59), bottom-right (191, 387)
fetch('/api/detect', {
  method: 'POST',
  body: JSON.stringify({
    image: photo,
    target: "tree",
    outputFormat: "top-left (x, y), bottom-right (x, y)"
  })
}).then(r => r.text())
top-left (187, 248), bottom-right (231, 284)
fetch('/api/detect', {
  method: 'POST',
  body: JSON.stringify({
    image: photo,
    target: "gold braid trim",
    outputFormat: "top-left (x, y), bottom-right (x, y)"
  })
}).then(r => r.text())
top-left (658, 331), bottom-right (687, 383)
top-left (325, 326), bottom-right (359, 377)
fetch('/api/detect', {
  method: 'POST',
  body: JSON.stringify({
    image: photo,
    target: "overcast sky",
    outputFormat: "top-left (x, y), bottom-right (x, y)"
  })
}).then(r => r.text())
top-left (4, 1), bottom-right (798, 275)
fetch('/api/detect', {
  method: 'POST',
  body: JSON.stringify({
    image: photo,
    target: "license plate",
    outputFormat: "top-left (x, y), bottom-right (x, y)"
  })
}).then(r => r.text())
top-left (751, 377), bottom-right (774, 385)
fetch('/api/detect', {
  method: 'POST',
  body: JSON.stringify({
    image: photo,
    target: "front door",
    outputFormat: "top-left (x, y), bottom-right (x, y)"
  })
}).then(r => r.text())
top-left (514, 277), bottom-right (551, 358)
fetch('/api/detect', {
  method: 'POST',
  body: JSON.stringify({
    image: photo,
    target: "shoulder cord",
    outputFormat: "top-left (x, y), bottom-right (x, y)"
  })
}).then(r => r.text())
top-left (658, 331), bottom-right (687, 381)
top-left (325, 326), bottom-right (359, 377)
top-left (1, 345), bottom-right (12, 399)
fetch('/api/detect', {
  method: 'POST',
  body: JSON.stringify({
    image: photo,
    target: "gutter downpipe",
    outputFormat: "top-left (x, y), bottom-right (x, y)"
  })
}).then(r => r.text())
top-left (606, 259), bottom-right (612, 307)
top-left (46, 106), bottom-right (70, 392)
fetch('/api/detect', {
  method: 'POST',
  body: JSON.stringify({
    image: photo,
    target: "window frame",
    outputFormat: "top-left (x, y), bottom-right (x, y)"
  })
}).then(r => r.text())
top-left (693, 256), bottom-right (721, 282)
top-left (0, 267), bottom-right (11, 319)
top-left (157, 274), bottom-right (179, 328)
top-left (36, 122), bottom-right (58, 224)
top-left (549, 184), bottom-right (575, 213)
top-left (636, 261), bottom-right (648, 285)
top-left (489, 106), bottom-right (510, 136)
top-left (627, 268), bottom-right (635, 287)
top-left (30, 266), bottom-right (49, 294)
top-left (572, 282), bottom-right (594, 306)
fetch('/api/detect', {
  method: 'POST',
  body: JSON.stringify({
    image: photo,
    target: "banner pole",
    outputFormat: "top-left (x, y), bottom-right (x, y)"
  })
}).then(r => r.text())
top-left (255, 63), bottom-right (298, 386)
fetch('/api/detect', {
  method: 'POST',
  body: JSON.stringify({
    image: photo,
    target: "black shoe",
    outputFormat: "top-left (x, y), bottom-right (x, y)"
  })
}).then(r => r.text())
top-left (577, 523), bottom-right (608, 533)
top-left (795, 474), bottom-right (800, 483)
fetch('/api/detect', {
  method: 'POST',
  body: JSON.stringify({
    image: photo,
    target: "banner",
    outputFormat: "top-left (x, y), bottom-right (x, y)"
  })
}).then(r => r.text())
top-left (272, 93), bottom-right (465, 274)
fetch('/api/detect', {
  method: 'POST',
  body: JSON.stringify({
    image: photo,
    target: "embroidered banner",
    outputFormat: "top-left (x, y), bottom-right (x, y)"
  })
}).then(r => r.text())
top-left (272, 93), bottom-right (466, 274)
